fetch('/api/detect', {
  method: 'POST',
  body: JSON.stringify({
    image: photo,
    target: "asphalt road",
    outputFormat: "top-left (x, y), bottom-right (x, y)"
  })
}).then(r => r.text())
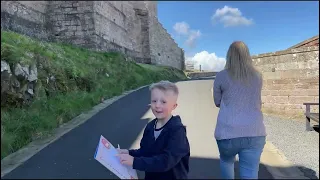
top-left (2, 80), bottom-right (273, 179)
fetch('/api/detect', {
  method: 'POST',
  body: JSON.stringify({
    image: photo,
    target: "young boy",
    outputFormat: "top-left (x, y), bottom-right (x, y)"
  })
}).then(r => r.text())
top-left (117, 80), bottom-right (190, 179)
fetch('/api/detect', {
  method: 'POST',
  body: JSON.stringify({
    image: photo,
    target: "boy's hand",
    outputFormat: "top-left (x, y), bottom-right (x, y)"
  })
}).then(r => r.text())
top-left (117, 154), bottom-right (134, 166)
top-left (117, 148), bottom-right (129, 154)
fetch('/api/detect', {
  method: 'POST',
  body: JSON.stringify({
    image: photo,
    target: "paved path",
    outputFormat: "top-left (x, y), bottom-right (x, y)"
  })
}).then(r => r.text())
top-left (2, 80), bottom-right (273, 179)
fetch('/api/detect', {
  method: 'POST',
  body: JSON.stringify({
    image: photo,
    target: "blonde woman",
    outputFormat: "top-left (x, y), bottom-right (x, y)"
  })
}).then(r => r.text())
top-left (213, 41), bottom-right (266, 179)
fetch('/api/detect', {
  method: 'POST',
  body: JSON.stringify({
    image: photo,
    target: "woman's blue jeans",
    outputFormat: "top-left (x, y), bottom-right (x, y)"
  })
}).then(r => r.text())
top-left (216, 136), bottom-right (266, 179)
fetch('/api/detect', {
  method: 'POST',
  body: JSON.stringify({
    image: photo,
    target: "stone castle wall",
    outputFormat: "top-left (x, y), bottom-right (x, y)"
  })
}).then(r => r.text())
top-left (252, 46), bottom-right (319, 116)
top-left (47, 1), bottom-right (97, 48)
top-left (1, 1), bottom-right (184, 70)
top-left (1, 1), bottom-right (50, 40)
top-left (149, 20), bottom-right (185, 69)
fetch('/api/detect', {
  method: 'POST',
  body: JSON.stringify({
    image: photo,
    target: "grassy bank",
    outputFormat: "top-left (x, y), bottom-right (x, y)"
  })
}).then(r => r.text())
top-left (1, 31), bottom-right (187, 159)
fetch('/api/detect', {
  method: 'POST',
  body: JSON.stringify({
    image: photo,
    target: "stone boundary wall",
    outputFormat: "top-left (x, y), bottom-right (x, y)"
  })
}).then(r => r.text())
top-left (187, 72), bottom-right (217, 79)
top-left (252, 46), bottom-right (319, 116)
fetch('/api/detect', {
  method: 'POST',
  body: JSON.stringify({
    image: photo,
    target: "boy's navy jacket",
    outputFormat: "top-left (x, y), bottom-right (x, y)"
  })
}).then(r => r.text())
top-left (129, 115), bottom-right (190, 179)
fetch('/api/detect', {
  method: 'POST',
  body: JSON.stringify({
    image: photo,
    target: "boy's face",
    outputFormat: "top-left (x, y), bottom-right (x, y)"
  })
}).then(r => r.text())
top-left (150, 88), bottom-right (178, 120)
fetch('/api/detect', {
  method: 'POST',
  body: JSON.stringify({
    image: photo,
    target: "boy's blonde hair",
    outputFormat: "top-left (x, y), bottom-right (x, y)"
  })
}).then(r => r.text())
top-left (225, 41), bottom-right (262, 83)
top-left (149, 80), bottom-right (179, 95)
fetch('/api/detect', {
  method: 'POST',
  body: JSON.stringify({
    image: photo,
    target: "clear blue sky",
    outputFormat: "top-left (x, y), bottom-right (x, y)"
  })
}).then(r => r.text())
top-left (157, 1), bottom-right (319, 70)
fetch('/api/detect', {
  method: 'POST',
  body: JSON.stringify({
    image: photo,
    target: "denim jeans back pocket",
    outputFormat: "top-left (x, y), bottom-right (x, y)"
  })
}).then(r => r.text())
top-left (217, 139), bottom-right (235, 157)
top-left (247, 136), bottom-right (266, 149)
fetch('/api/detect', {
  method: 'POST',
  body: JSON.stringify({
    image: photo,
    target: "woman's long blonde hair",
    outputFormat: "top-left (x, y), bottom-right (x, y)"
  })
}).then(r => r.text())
top-left (225, 41), bottom-right (261, 83)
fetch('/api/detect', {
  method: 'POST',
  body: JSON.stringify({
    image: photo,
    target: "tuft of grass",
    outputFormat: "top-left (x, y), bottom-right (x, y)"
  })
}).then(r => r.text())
top-left (1, 30), bottom-right (187, 159)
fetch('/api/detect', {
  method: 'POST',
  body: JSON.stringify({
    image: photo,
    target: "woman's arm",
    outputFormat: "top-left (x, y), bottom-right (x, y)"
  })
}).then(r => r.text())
top-left (213, 74), bottom-right (222, 108)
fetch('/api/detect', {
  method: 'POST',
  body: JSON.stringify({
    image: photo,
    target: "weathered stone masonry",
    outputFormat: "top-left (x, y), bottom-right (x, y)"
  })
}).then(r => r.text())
top-left (1, 1), bottom-right (185, 70)
top-left (1, 1), bottom-right (50, 40)
top-left (252, 46), bottom-right (319, 116)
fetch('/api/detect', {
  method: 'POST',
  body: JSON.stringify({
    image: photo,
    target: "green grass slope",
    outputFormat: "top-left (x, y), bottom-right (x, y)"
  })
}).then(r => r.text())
top-left (1, 31), bottom-right (187, 159)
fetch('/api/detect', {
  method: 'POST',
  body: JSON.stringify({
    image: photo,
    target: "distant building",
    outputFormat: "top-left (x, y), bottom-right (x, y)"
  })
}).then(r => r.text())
top-left (185, 61), bottom-right (195, 71)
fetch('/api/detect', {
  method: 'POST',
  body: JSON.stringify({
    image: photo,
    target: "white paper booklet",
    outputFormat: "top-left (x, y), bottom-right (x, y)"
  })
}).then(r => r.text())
top-left (94, 135), bottom-right (138, 179)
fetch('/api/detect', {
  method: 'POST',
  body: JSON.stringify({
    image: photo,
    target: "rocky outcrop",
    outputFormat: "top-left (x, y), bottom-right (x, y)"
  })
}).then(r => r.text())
top-left (1, 60), bottom-right (38, 107)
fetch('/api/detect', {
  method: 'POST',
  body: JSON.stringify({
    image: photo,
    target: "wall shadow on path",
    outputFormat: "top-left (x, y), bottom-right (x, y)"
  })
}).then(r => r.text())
top-left (136, 156), bottom-right (318, 179)
top-left (136, 156), bottom-right (274, 179)
top-left (2, 87), bottom-right (152, 179)
top-left (188, 156), bottom-right (273, 179)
